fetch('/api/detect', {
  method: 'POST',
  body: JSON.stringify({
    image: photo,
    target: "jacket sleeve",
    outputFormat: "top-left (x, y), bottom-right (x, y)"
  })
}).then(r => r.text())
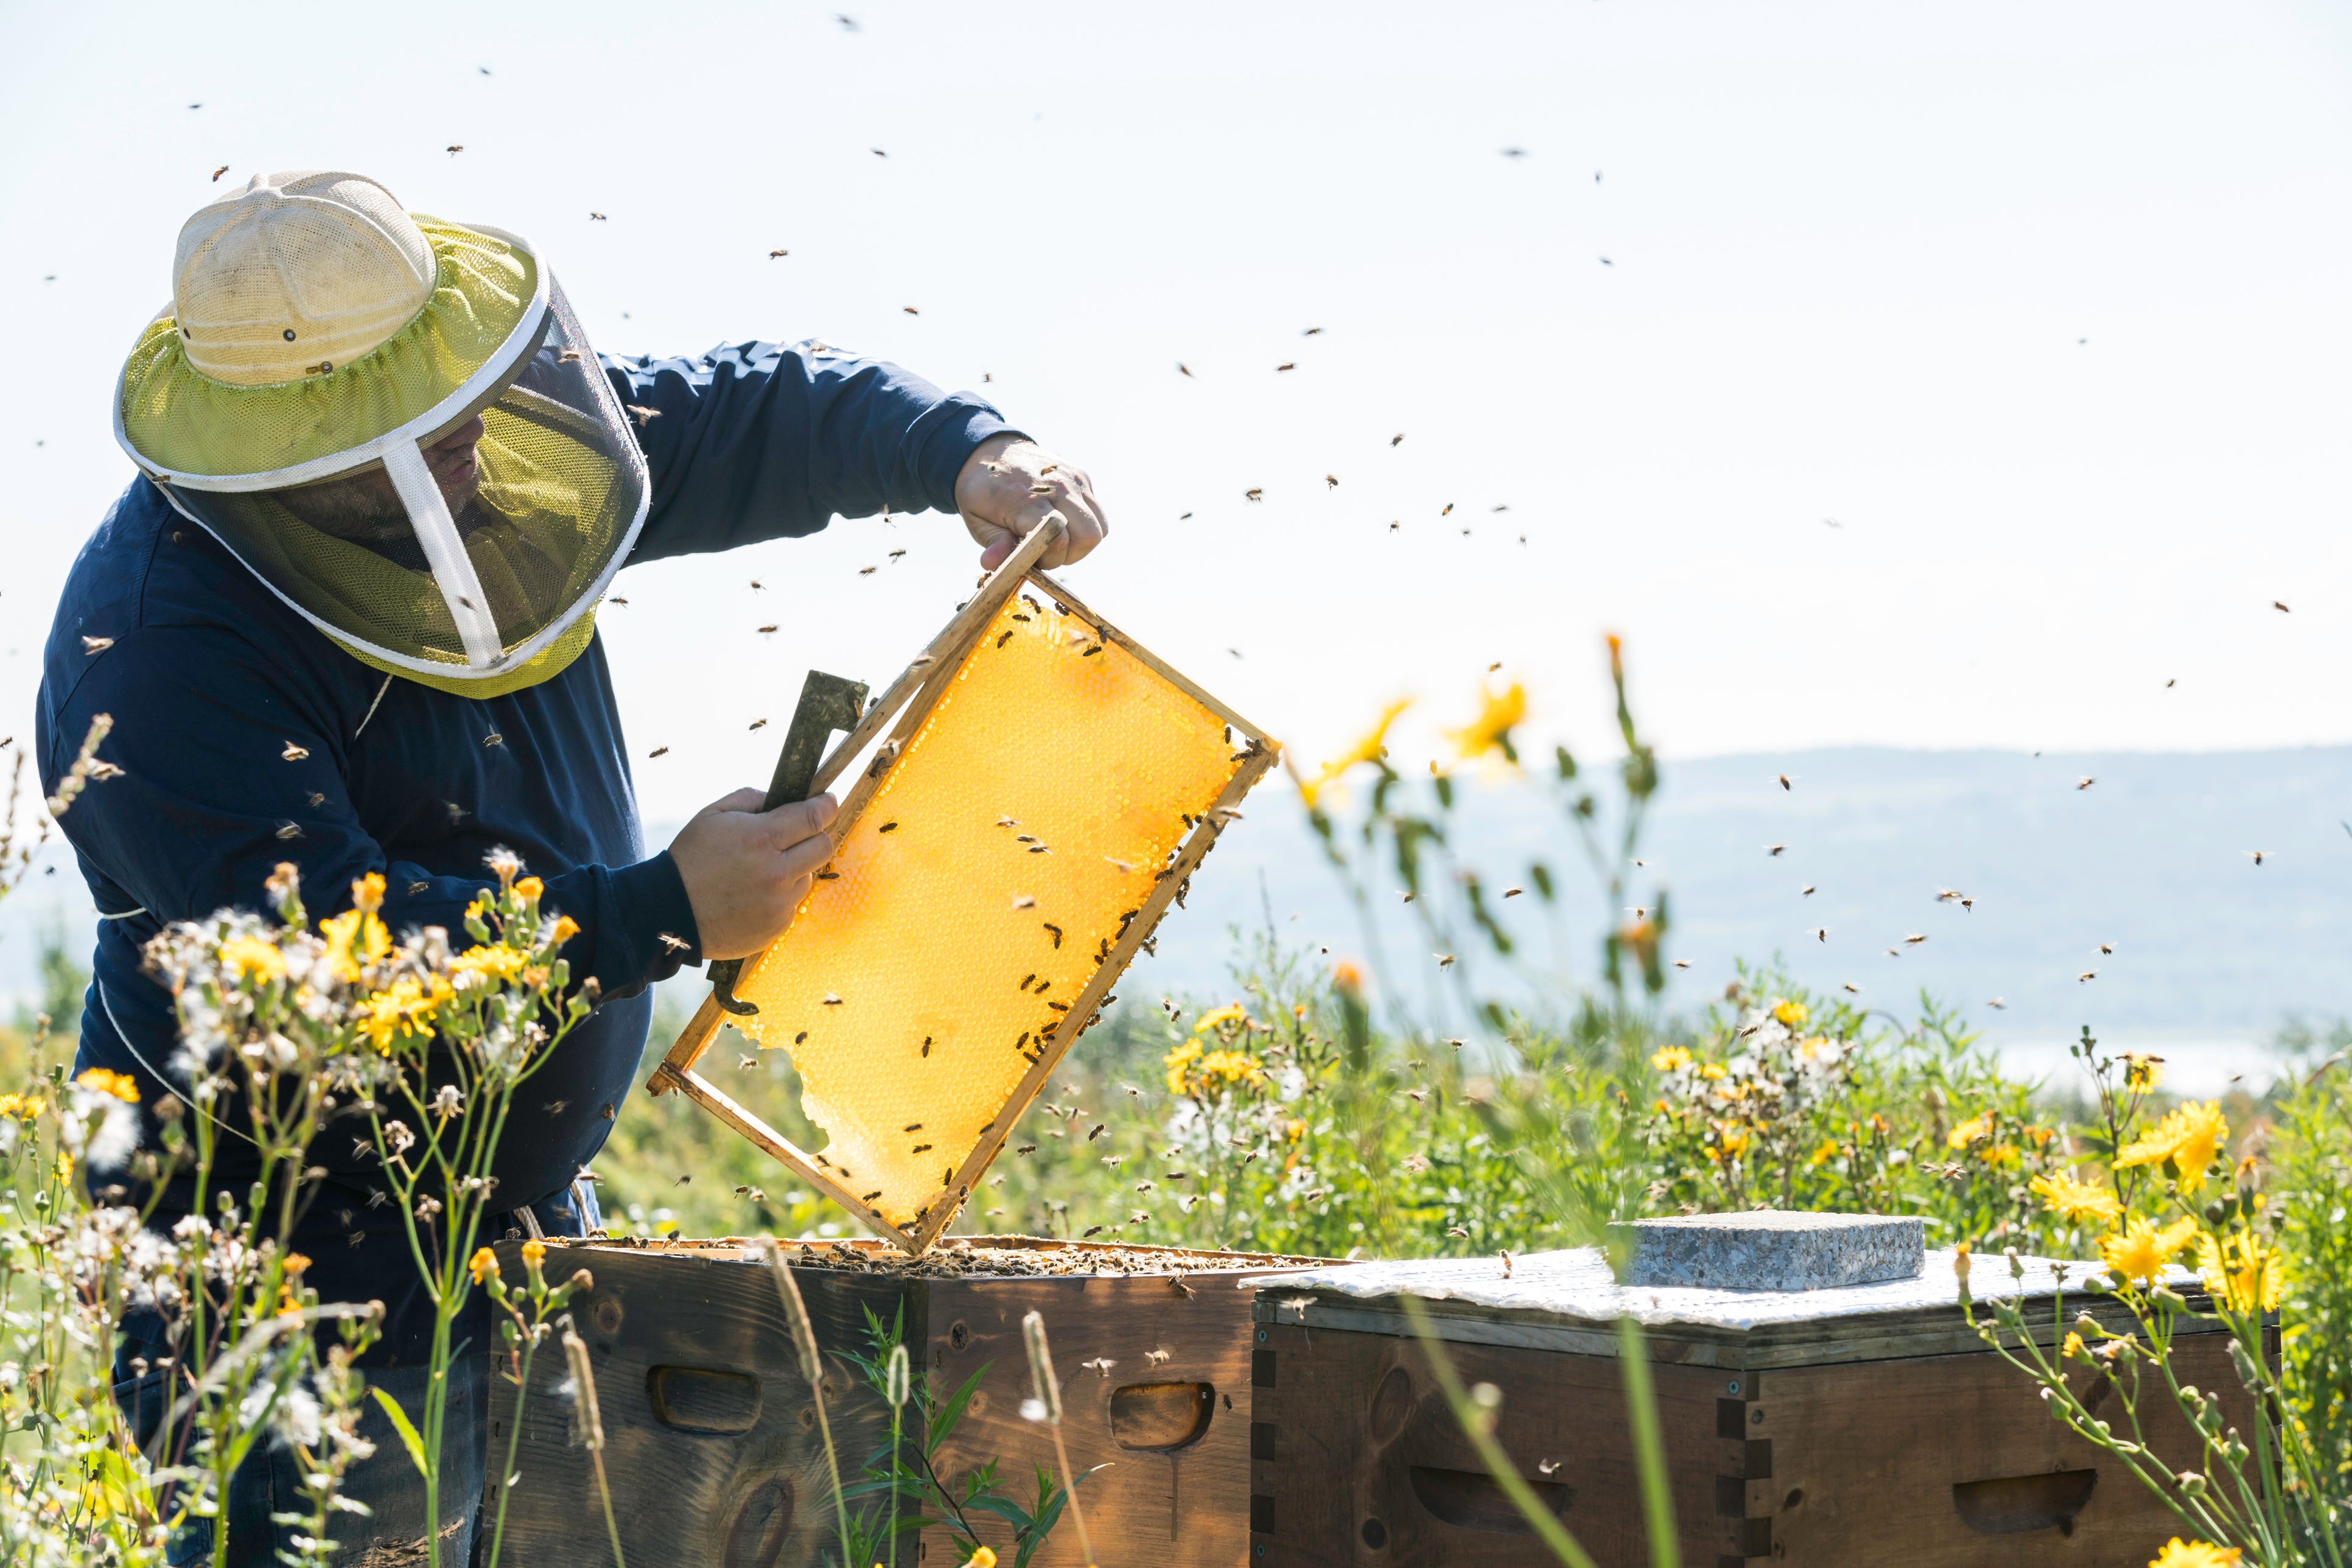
top-left (40, 623), bottom-right (699, 999)
top-left (604, 340), bottom-right (1022, 563)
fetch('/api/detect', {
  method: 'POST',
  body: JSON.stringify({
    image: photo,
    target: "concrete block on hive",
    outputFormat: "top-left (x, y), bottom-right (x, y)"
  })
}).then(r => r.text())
top-left (1612, 1210), bottom-right (1924, 1292)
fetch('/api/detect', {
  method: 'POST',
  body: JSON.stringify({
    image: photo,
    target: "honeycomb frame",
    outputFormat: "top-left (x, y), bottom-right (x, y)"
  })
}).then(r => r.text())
top-left (648, 523), bottom-right (1277, 1253)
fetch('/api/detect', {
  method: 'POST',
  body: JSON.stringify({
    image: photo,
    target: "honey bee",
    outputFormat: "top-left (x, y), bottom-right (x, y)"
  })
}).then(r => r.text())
top-left (749, 719), bottom-right (768, 730)
top-left (648, 746), bottom-right (668, 758)
top-left (1244, 488), bottom-right (1264, 502)
top-left (1904, 934), bottom-right (1927, 946)
top-left (281, 741), bottom-right (309, 761)
top-left (1275, 362), bottom-right (1295, 373)
top-left (484, 732), bottom-right (503, 747)
top-left (1768, 844), bottom-right (1787, 856)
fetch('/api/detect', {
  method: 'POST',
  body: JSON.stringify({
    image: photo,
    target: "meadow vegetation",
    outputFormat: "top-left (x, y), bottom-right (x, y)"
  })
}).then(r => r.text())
top-left (4, 647), bottom-right (2348, 1566)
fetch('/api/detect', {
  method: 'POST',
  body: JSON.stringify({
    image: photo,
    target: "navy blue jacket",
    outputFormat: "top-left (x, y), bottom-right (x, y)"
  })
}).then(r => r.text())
top-left (38, 341), bottom-right (1015, 1360)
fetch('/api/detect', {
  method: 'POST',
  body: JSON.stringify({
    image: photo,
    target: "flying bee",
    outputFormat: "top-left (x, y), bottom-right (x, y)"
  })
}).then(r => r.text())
top-left (1043, 922), bottom-right (1062, 947)
top-left (1768, 844), bottom-right (1788, 856)
top-left (757, 624), bottom-right (778, 635)
top-left (558, 349), bottom-right (583, 363)
top-left (657, 933), bottom-right (689, 952)
top-left (740, 1055), bottom-right (760, 1071)
top-left (648, 746), bottom-right (668, 758)
top-left (750, 718), bottom-right (768, 730)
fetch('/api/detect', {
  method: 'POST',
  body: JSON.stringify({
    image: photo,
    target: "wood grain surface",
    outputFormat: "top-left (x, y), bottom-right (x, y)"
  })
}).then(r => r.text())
top-left (1251, 1316), bottom-right (2271, 1568)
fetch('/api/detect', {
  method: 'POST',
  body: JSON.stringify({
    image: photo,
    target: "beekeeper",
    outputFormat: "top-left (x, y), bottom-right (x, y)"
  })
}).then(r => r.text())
top-left (38, 169), bottom-right (1106, 1563)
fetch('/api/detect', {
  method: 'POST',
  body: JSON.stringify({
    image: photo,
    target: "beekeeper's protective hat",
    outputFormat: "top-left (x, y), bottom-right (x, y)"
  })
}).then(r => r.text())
top-left (114, 170), bottom-right (648, 696)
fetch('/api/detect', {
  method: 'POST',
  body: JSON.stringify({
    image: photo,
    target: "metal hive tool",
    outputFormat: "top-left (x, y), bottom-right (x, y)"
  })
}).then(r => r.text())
top-left (648, 519), bottom-right (1278, 1253)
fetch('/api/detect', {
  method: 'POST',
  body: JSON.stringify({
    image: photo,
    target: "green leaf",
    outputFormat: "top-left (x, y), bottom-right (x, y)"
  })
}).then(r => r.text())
top-left (371, 1386), bottom-right (429, 1477)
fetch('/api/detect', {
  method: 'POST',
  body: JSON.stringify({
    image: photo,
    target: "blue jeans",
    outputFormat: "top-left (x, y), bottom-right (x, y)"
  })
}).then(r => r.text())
top-left (113, 1342), bottom-right (486, 1567)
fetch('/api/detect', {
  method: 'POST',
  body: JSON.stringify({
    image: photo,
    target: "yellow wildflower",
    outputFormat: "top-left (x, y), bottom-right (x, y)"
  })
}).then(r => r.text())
top-left (1799, 1036), bottom-right (1829, 1060)
top-left (0, 1094), bottom-right (45, 1120)
top-left (1285, 1118), bottom-right (1307, 1142)
top-left (1772, 999), bottom-right (1808, 1027)
top-left (2099, 1216), bottom-right (2198, 1285)
top-left (551, 915), bottom-right (581, 946)
top-left (514, 876), bottom-right (544, 903)
top-left (2061, 1332), bottom-right (2087, 1360)
top-left (1710, 1121), bottom-right (1750, 1160)
top-left (453, 944), bottom-right (530, 985)
top-left (1192, 1003), bottom-right (1248, 1034)
top-left (2149, 1542), bottom-right (2241, 1568)
top-left (962, 1549), bottom-right (998, 1568)
top-left (1330, 959), bottom-right (1364, 997)
top-left (1650, 1046), bottom-right (1692, 1073)
top-left (74, 1068), bottom-right (141, 1105)
top-left (2028, 1172), bottom-right (2123, 1225)
top-left (1698, 1062), bottom-right (1727, 1082)
top-left (2115, 1101), bottom-right (2228, 1194)
top-left (355, 976), bottom-right (447, 1052)
top-left (1162, 1040), bottom-right (1202, 1096)
top-left (469, 1247), bottom-right (500, 1286)
top-left (2196, 1232), bottom-right (2286, 1314)
top-left (1807, 1139), bottom-right (1841, 1167)
top-left (352, 871), bottom-right (386, 913)
top-left (521, 1238), bottom-right (548, 1273)
top-left (218, 934), bottom-right (287, 984)
top-left (1445, 681), bottom-right (1526, 765)
top-left (1981, 1144), bottom-right (2021, 1170)
top-left (318, 905), bottom-right (391, 983)
top-left (1946, 1113), bottom-right (1993, 1150)
top-left (2121, 1052), bottom-right (2165, 1091)
top-left (1321, 699), bottom-right (1412, 779)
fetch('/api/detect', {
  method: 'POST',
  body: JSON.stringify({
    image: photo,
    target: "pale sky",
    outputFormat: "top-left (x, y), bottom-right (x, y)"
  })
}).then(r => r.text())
top-left (5, 0), bottom-right (2352, 836)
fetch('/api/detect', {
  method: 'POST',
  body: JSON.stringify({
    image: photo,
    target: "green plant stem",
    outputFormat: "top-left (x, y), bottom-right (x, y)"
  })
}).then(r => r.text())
top-left (811, 1365), bottom-right (852, 1567)
top-left (590, 1447), bottom-right (628, 1567)
top-left (1615, 1316), bottom-right (1681, 1568)
top-left (1400, 1297), bottom-right (1601, 1568)
top-left (1045, 1419), bottom-right (1097, 1567)
top-left (485, 1334), bottom-right (542, 1568)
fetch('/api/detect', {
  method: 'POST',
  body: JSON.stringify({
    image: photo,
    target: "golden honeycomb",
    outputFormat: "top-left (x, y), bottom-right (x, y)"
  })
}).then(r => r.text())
top-left (732, 589), bottom-right (1249, 1231)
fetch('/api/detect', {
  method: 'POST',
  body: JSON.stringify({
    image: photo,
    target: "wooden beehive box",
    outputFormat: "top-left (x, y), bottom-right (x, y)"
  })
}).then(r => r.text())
top-left (485, 1235), bottom-right (1329, 1567)
top-left (1244, 1245), bottom-right (2272, 1568)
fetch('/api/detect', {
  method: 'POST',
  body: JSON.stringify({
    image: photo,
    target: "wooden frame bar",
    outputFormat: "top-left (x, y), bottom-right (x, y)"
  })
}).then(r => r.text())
top-left (648, 521), bottom-right (1279, 1254)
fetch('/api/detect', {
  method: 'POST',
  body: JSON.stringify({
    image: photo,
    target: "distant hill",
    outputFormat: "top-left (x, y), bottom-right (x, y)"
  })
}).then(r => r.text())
top-left (1132, 746), bottom-right (2352, 1093)
top-left (13, 746), bottom-right (2348, 1092)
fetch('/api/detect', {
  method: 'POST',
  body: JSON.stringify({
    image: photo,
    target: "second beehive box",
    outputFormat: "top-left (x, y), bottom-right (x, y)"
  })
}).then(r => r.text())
top-left (1245, 1242), bottom-right (2269, 1568)
top-left (485, 1236), bottom-right (1325, 1567)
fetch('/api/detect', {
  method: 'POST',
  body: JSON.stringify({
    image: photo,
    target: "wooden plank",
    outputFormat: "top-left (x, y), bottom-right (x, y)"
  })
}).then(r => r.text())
top-left (480, 1241), bottom-right (898, 1568)
top-left (1027, 569), bottom-right (1273, 744)
top-left (919, 1264), bottom-right (1304, 1568)
top-left (1251, 1318), bottom-right (1734, 1566)
top-left (909, 744), bottom-right (1279, 1250)
top-left (647, 990), bottom-right (729, 1096)
top-left (651, 1061), bottom-right (919, 1250)
top-left (1252, 1316), bottom-right (2270, 1568)
top-left (807, 515), bottom-right (1069, 800)
top-left (1755, 1336), bottom-right (2256, 1567)
top-left (1261, 1295), bottom-right (2214, 1371)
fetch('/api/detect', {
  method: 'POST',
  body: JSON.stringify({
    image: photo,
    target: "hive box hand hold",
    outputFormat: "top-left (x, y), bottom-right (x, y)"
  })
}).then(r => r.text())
top-left (648, 516), bottom-right (1279, 1253)
top-left (1244, 1245), bottom-right (2275, 1568)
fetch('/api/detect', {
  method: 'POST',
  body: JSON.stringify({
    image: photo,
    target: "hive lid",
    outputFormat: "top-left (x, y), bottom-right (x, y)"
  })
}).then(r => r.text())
top-left (648, 520), bottom-right (1278, 1253)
